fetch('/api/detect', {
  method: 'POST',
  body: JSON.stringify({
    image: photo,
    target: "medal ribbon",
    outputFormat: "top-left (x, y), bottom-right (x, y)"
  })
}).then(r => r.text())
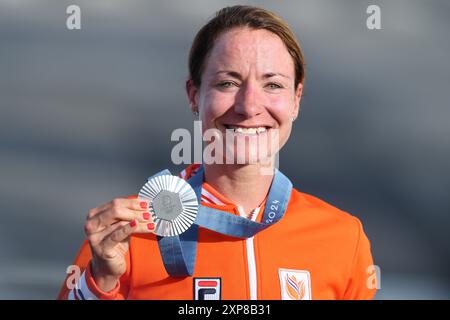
top-left (154, 165), bottom-right (292, 277)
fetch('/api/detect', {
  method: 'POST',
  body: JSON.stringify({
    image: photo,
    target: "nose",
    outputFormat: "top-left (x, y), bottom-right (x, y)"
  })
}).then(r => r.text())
top-left (234, 80), bottom-right (263, 117)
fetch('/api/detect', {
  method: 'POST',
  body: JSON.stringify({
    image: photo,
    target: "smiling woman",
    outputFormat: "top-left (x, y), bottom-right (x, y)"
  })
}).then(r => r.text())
top-left (187, 27), bottom-right (300, 182)
top-left (58, 5), bottom-right (377, 300)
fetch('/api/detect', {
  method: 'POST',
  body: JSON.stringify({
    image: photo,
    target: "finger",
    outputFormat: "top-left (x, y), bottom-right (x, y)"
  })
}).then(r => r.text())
top-left (101, 219), bottom-right (141, 250)
top-left (131, 220), bottom-right (156, 235)
top-left (102, 219), bottom-right (157, 250)
top-left (85, 207), bottom-right (154, 235)
top-left (115, 198), bottom-right (150, 211)
top-left (87, 198), bottom-right (149, 219)
top-left (86, 201), bottom-right (112, 219)
top-left (88, 213), bottom-right (155, 244)
top-left (88, 220), bottom-right (129, 247)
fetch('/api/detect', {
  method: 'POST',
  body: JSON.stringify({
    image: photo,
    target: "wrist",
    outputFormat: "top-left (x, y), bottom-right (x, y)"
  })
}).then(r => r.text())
top-left (90, 261), bottom-right (120, 293)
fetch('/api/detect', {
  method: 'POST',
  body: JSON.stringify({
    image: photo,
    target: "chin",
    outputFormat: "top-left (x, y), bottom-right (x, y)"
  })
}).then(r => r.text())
top-left (223, 144), bottom-right (275, 165)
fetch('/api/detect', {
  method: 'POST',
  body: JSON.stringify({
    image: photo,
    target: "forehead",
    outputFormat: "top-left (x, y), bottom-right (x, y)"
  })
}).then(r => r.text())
top-left (205, 28), bottom-right (294, 76)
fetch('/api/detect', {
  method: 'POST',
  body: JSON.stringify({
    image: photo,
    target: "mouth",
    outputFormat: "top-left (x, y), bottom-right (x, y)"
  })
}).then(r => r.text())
top-left (223, 124), bottom-right (271, 135)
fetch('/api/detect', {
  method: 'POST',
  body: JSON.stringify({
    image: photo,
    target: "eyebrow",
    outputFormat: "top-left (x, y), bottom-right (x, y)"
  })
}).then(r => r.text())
top-left (214, 70), bottom-right (291, 80)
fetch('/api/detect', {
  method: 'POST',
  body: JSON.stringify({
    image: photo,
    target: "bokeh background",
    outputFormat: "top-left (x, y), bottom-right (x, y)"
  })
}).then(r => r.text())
top-left (1, 0), bottom-right (449, 299)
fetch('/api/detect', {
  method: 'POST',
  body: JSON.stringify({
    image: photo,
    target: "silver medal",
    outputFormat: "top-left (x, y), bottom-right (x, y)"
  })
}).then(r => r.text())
top-left (138, 174), bottom-right (198, 237)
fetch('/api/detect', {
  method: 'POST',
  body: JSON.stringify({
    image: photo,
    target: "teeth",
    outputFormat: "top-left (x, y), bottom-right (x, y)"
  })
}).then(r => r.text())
top-left (227, 126), bottom-right (267, 134)
top-left (256, 127), bottom-right (266, 133)
top-left (236, 127), bottom-right (256, 134)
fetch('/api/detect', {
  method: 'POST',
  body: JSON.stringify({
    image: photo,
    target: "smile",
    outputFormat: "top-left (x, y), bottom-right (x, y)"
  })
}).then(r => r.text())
top-left (224, 125), bottom-right (269, 135)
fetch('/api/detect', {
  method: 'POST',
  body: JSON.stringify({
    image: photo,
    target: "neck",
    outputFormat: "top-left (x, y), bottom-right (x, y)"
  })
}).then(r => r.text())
top-left (203, 162), bottom-right (275, 215)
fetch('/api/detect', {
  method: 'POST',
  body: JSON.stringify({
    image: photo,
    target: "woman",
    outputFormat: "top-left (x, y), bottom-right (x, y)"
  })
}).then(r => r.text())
top-left (58, 5), bottom-right (376, 300)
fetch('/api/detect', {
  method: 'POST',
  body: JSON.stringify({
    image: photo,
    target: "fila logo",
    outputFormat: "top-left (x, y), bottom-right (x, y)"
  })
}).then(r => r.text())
top-left (193, 278), bottom-right (221, 300)
top-left (278, 269), bottom-right (312, 300)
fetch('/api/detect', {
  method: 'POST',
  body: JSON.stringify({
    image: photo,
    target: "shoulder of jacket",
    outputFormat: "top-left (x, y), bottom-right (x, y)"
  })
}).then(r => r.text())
top-left (288, 188), bottom-right (362, 230)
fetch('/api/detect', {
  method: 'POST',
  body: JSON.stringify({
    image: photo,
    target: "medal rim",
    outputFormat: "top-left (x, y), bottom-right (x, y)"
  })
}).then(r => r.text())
top-left (138, 174), bottom-right (198, 237)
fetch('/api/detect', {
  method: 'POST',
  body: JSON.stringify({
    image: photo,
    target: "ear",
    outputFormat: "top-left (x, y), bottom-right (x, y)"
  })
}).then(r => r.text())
top-left (186, 78), bottom-right (199, 113)
top-left (292, 83), bottom-right (303, 120)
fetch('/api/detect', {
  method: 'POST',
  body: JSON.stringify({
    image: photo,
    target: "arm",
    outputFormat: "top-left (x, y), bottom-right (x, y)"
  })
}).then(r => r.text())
top-left (343, 218), bottom-right (378, 300)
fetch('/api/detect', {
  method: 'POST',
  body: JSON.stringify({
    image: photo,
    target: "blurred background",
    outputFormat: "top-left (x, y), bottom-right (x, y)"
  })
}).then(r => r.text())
top-left (0, 0), bottom-right (449, 299)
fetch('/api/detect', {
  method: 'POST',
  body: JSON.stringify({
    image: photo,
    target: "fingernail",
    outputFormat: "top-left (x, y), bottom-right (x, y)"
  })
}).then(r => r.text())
top-left (143, 212), bottom-right (150, 220)
top-left (147, 223), bottom-right (155, 231)
top-left (130, 219), bottom-right (137, 227)
top-left (140, 201), bottom-right (148, 209)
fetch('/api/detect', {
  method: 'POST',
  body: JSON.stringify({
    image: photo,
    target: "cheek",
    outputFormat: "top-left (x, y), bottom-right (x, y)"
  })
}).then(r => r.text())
top-left (267, 94), bottom-right (295, 123)
top-left (201, 90), bottom-right (233, 120)
top-left (267, 94), bottom-right (295, 149)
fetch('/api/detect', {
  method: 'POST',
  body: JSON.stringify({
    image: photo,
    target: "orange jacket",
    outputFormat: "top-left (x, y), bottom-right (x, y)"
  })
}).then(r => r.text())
top-left (58, 165), bottom-right (376, 300)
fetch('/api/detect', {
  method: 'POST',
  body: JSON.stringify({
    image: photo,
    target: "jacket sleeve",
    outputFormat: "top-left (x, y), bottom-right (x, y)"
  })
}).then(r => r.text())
top-left (56, 239), bottom-right (131, 300)
top-left (343, 218), bottom-right (378, 300)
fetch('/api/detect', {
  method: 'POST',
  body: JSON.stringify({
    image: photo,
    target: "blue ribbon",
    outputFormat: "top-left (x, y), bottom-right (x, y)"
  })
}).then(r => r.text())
top-left (154, 165), bottom-right (292, 277)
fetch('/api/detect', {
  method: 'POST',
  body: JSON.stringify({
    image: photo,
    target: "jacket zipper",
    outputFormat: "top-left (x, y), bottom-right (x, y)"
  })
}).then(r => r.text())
top-left (237, 206), bottom-right (259, 300)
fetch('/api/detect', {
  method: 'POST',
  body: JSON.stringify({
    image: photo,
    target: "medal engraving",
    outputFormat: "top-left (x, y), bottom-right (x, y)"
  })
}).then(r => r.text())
top-left (153, 190), bottom-right (183, 221)
top-left (138, 173), bottom-right (199, 237)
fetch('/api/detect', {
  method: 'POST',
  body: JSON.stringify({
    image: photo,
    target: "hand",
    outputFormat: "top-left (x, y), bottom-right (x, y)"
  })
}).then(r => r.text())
top-left (84, 198), bottom-right (154, 291)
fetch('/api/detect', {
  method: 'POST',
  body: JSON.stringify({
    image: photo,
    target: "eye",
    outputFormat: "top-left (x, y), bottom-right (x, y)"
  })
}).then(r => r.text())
top-left (217, 81), bottom-right (237, 89)
top-left (266, 82), bottom-right (283, 90)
